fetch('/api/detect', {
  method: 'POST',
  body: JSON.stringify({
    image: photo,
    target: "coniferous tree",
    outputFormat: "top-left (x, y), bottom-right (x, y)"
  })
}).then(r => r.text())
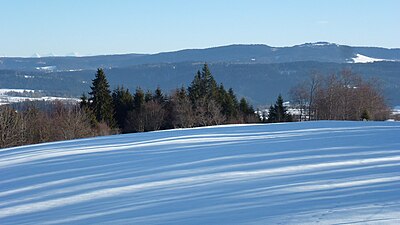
top-left (238, 97), bottom-right (259, 123)
top-left (133, 88), bottom-right (145, 110)
top-left (154, 86), bottom-right (165, 104)
top-left (112, 86), bottom-right (134, 132)
top-left (267, 105), bottom-right (277, 123)
top-left (267, 95), bottom-right (292, 123)
top-left (188, 64), bottom-right (219, 103)
top-left (188, 70), bottom-right (203, 104)
top-left (218, 84), bottom-right (237, 122)
top-left (88, 68), bottom-right (115, 127)
top-left (201, 63), bottom-right (218, 99)
top-left (188, 64), bottom-right (225, 126)
top-left (125, 88), bottom-right (145, 132)
top-left (80, 93), bottom-right (89, 109)
top-left (145, 90), bottom-right (153, 102)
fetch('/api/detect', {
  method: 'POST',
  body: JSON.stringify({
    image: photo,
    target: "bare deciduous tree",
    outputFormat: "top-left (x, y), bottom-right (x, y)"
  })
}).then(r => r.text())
top-left (0, 106), bottom-right (26, 148)
top-left (143, 100), bottom-right (165, 131)
top-left (171, 89), bottom-right (196, 128)
top-left (194, 98), bottom-right (225, 126)
top-left (291, 70), bottom-right (390, 121)
top-left (51, 102), bottom-right (93, 140)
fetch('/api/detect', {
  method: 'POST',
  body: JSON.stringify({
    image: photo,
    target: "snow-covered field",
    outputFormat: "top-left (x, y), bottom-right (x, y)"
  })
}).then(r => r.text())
top-left (1, 121), bottom-right (400, 224)
top-left (0, 89), bottom-right (80, 105)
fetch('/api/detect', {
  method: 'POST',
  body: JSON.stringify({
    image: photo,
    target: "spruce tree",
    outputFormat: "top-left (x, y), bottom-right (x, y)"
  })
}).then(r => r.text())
top-left (188, 64), bottom-right (218, 103)
top-left (88, 68), bottom-right (115, 127)
top-left (154, 86), bottom-right (165, 104)
top-left (188, 70), bottom-right (203, 104)
top-left (267, 105), bottom-right (277, 123)
top-left (145, 90), bottom-right (153, 102)
top-left (218, 84), bottom-right (233, 119)
top-left (112, 86), bottom-right (134, 131)
top-left (80, 93), bottom-right (89, 109)
top-left (267, 94), bottom-right (292, 123)
top-left (133, 88), bottom-right (145, 110)
top-left (201, 63), bottom-right (218, 99)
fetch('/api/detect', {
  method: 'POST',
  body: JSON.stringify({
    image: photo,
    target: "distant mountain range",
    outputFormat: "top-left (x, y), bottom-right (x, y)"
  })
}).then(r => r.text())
top-left (1, 42), bottom-right (399, 71)
top-left (0, 42), bottom-right (399, 106)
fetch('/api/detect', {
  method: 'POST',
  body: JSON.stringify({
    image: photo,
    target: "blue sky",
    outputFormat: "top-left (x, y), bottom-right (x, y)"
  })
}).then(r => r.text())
top-left (0, 0), bottom-right (399, 56)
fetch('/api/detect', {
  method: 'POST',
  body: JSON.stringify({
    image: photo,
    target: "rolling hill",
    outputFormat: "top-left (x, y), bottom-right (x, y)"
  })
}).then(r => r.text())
top-left (1, 43), bottom-right (399, 72)
top-left (1, 121), bottom-right (400, 224)
top-left (1, 43), bottom-right (399, 106)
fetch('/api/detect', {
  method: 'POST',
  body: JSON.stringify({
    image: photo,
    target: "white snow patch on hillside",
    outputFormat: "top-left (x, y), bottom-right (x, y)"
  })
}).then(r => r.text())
top-left (0, 89), bottom-right (80, 105)
top-left (0, 89), bottom-right (36, 94)
top-left (1, 121), bottom-right (400, 224)
top-left (392, 106), bottom-right (400, 115)
top-left (352, 54), bottom-right (386, 63)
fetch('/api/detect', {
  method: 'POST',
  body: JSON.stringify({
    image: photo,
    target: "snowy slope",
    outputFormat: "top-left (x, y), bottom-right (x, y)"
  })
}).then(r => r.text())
top-left (352, 53), bottom-right (387, 63)
top-left (1, 121), bottom-right (400, 224)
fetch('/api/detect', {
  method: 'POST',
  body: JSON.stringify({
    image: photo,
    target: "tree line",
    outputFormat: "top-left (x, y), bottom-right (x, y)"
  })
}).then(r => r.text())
top-left (0, 64), bottom-right (259, 148)
top-left (289, 69), bottom-right (390, 121)
top-left (0, 65), bottom-right (390, 149)
top-left (0, 102), bottom-right (98, 148)
top-left (80, 64), bottom-right (260, 134)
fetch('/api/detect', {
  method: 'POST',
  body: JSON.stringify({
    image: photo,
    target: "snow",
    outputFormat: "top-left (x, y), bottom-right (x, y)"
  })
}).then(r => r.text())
top-left (0, 89), bottom-right (36, 94)
top-left (0, 89), bottom-right (80, 105)
top-left (352, 54), bottom-right (386, 63)
top-left (298, 42), bottom-right (338, 48)
top-left (392, 106), bottom-right (400, 115)
top-left (0, 96), bottom-right (80, 105)
top-left (1, 121), bottom-right (400, 224)
top-left (35, 66), bottom-right (56, 71)
top-left (311, 42), bottom-right (337, 47)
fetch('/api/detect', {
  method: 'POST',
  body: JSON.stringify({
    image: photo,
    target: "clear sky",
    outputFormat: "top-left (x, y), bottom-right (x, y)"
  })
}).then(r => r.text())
top-left (0, 0), bottom-right (399, 57)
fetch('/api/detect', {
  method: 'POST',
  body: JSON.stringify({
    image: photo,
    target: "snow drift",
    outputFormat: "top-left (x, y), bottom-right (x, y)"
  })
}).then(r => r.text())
top-left (1, 121), bottom-right (400, 224)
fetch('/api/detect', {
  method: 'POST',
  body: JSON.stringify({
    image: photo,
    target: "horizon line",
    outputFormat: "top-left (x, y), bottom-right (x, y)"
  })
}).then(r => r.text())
top-left (1, 42), bottom-right (399, 58)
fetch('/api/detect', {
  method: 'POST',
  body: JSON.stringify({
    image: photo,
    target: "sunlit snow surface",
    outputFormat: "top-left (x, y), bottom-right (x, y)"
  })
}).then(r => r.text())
top-left (1, 121), bottom-right (400, 224)
top-left (352, 54), bottom-right (386, 63)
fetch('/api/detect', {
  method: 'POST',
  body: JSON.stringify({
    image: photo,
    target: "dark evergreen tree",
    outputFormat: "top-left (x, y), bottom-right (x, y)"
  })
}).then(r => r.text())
top-left (267, 105), bottom-right (277, 123)
top-left (112, 86), bottom-right (134, 132)
top-left (201, 63), bottom-right (218, 99)
top-left (188, 70), bottom-right (203, 104)
top-left (218, 85), bottom-right (238, 121)
top-left (88, 68), bottom-right (115, 127)
top-left (145, 90), bottom-right (153, 102)
top-left (133, 88), bottom-right (145, 110)
top-left (124, 88), bottom-right (146, 133)
top-left (239, 98), bottom-right (252, 115)
top-left (267, 95), bottom-right (292, 123)
top-left (238, 97), bottom-right (258, 123)
top-left (188, 63), bottom-right (218, 103)
top-left (153, 86), bottom-right (165, 104)
top-left (228, 88), bottom-right (239, 108)
top-left (80, 93), bottom-right (89, 109)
